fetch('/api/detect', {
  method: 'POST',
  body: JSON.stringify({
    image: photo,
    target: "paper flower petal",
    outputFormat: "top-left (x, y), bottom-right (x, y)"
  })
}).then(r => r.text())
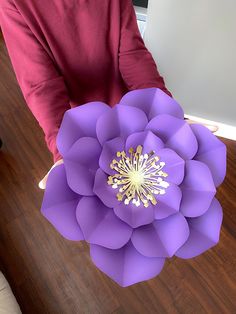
top-left (191, 124), bottom-right (227, 187)
top-left (157, 148), bottom-right (185, 185)
top-left (113, 202), bottom-right (155, 228)
top-left (93, 168), bottom-right (120, 208)
top-left (125, 130), bottom-right (164, 155)
top-left (96, 104), bottom-right (148, 146)
top-left (63, 137), bottom-right (101, 195)
top-left (76, 196), bottom-right (132, 249)
top-left (57, 101), bottom-right (110, 156)
top-left (176, 198), bottom-right (223, 258)
top-left (41, 164), bottom-right (84, 241)
top-left (154, 183), bottom-right (182, 219)
top-left (180, 160), bottom-right (216, 217)
top-left (119, 87), bottom-right (184, 120)
top-left (99, 137), bottom-right (126, 175)
top-left (90, 241), bottom-right (165, 287)
top-left (146, 114), bottom-right (198, 160)
top-left (132, 213), bottom-right (189, 258)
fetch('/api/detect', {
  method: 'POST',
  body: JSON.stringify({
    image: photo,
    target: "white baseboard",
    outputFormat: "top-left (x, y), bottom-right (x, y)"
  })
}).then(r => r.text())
top-left (185, 114), bottom-right (236, 141)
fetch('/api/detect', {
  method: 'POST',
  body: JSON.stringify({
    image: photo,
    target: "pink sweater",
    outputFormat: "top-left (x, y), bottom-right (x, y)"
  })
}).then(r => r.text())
top-left (0, 0), bottom-right (172, 162)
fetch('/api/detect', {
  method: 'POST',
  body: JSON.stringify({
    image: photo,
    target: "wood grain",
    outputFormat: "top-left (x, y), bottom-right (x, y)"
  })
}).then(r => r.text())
top-left (0, 34), bottom-right (236, 314)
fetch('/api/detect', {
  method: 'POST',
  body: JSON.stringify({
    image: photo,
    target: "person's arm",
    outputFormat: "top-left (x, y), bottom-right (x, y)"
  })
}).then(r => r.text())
top-left (118, 0), bottom-right (172, 97)
top-left (0, 2), bottom-right (70, 163)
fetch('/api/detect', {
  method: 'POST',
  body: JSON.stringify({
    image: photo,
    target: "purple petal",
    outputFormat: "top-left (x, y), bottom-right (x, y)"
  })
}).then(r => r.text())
top-left (63, 137), bottom-right (101, 196)
top-left (41, 164), bottom-right (84, 241)
top-left (90, 240), bottom-right (165, 287)
top-left (180, 160), bottom-right (216, 217)
top-left (113, 202), bottom-right (155, 228)
top-left (96, 105), bottom-right (148, 146)
top-left (157, 148), bottom-right (185, 185)
top-left (119, 87), bottom-right (184, 120)
top-left (99, 137), bottom-right (126, 175)
top-left (145, 114), bottom-right (198, 160)
top-left (132, 213), bottom-right (189, 258)
top-left (125, 130), bottom-right (164, 155)
top-left (176, 198), bottom-right (223, 259)
top-left (57, 101), bottom-right (110, 156)
top-left (154, 183), bottom-right (182, 219)
top-left (76, 196), bottom-right (132, 249)
top-left (93, 168), bottom-right (120, 208)
top-left (191, 124), bottom-right (227, 187)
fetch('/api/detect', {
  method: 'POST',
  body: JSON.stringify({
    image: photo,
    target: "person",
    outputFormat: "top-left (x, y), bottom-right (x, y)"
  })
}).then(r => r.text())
top-left (0, 0), bottom-right (216, 189)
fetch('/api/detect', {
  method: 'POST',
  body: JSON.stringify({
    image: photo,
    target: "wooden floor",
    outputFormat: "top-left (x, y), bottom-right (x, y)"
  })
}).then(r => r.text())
top-left (0, 33), bottom-right (236, 314)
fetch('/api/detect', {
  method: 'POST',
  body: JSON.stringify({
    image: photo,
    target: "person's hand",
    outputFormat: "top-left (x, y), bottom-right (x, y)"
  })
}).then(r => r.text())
top-left (38, 159), bottom-right (64, 189)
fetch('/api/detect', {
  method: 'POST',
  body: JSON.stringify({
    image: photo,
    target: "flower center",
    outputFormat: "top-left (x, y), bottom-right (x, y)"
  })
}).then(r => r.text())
top-left (107, 145), bottom-right (169, 208)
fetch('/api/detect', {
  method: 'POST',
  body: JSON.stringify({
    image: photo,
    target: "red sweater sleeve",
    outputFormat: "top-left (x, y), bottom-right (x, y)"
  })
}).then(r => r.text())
top-left (0, 3), bottom-right (69, 162)
top-left (119, 0), bottom-right (172, 97)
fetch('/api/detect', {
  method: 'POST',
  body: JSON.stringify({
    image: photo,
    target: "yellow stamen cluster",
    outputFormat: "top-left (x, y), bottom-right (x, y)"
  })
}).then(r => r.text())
top-left (107, 145), bottom-right (169, 208)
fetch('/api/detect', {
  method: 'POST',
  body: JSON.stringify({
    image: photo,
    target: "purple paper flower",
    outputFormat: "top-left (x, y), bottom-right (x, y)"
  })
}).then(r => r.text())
top-left (41, 88), bottom-right (226, 287)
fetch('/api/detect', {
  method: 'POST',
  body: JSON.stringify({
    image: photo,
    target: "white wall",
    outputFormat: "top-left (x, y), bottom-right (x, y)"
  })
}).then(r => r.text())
top-left (144, 0), bottom-right (236, 127)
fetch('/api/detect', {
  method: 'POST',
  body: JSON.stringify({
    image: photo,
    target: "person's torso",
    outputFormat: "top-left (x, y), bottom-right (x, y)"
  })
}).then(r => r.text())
top-left (11, 0), bottom-right (129, 106)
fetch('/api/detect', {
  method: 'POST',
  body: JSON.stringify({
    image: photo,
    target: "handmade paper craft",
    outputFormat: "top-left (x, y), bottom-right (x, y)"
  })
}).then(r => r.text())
top-left (40, 87), bottom-right (226, 287)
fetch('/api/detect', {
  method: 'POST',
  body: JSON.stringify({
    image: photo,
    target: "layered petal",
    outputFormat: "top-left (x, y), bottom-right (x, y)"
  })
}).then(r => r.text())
top-left (180, 160), bottom-right (216, 217)
top-left (125, 130), bottom-right (164, 155)
top-left (90, 240), bottom-right (165, 287)
top-left (156, 148), bottom-right (185, 185)
top-left (191, 124), bottom-right (227, 187)
top-left (154, 183), bottom-right (182, 219)
top-left (76, 196), bottom-right (132, 249)
top-left (145, 114), bottom-right (198, 160)
top-left (176, 198), bottom-right (223, 258)
top-left (93, 168), bottom-right (120, 208)
top-left (57, 101), bottom-right (110, 156)
top-left (131, 213), bottom-right (189, 258)
top-left (41, 164), bottom-right (83, 241)
top-left (96, 104), bottom-right (148, 146)
top-left (119, 87), bottom-right (184, 120)
top-left (63, 137), bottom-right (101, 195)
top-left (113, 202), bottom-right (155, 228)
top-left (99, 137), bottom-right (126, 175)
